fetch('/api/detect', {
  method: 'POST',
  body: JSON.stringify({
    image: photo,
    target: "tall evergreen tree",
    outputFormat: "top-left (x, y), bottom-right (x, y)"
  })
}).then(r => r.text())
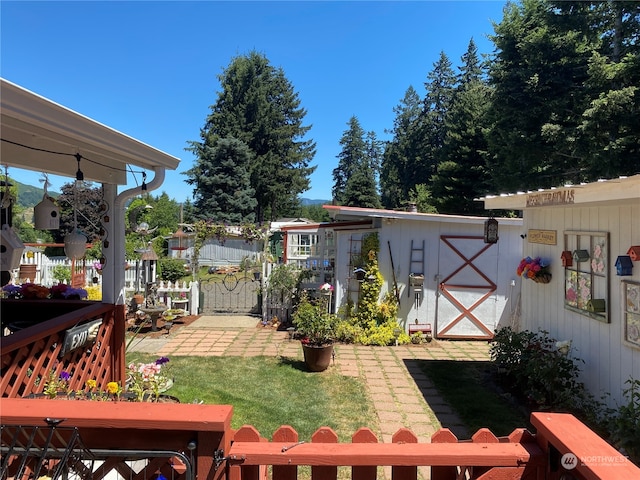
top-left (488, 0), bottom-right (640, 191)
top-left (332, 117), bottom-right (380, 208)
top-left (431, 39), bottom-right (492, 215)
top-left (380, 86), bottom-right (422, 209)
top-left (186, 137), bottom-right (257, 223)
top-left (412, 51), bottom-right (457, 189)
top-left (188, 51), bottom-right (316, 222)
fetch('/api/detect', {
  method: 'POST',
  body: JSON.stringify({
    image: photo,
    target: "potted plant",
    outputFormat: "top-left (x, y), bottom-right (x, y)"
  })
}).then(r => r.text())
top-left (292, 293), bottom-right (337, 372)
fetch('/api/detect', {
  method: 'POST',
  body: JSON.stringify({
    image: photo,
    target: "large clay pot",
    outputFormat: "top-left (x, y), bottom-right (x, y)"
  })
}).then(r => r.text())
top-left (301, 343), bottom-right (334, 372)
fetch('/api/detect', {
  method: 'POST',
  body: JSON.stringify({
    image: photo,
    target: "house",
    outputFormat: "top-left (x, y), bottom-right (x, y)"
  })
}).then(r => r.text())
top-left (279, 206), bottom-right (523, 340)
top-left (482, 174), bottom-right (640, 408)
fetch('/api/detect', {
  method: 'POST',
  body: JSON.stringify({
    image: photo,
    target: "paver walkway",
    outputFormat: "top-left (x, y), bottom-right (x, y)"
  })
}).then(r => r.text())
top-left (128, 315), bottom-right (492, 479)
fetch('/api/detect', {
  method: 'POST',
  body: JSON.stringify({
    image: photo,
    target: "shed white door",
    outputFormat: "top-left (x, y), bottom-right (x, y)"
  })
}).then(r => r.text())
top-left (436, 235), bottom-right (498, 339)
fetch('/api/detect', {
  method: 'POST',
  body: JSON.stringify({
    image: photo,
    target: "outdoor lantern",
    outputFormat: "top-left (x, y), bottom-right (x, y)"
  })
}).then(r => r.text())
top-left (64, 229), bottom-right (87, 260)
top-left (561, 250), bottom-right (573, 267)
top-left (573, 249), bottom-right (590, 262)
top-left (484, 217), bottom-right (499, 244)
top-left (627, 246), bottom-right (640, 262)
top-left (34, 194), bottom-right (59, 230)
top-left (0, 223), bottom-right (25, 270)
top-left (615, 256), bottom-right (633, 276)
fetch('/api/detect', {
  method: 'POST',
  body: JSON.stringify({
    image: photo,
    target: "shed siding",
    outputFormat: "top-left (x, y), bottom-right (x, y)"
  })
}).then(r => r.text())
top-left (520, 203), bottom-right (640, 407)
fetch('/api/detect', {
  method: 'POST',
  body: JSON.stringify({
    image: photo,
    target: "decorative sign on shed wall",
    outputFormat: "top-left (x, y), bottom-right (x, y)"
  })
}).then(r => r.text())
top-left (528, 229), bottom-right (557, 245)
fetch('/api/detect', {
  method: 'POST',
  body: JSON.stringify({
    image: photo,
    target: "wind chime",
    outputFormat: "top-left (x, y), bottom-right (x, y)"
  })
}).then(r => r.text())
top-left (64, 156), bottom-right (88, 287)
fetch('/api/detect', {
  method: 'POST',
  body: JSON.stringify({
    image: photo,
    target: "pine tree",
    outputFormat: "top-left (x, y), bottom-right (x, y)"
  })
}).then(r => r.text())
top-left (188, 51), bottom-right (316, 222)
top-left (332, 117), bottom-right (381, 208)
top-left (416, 50), bottom-right (457, 186)
top-left (380, 86), bottom-right (422, 209)
top-left (431, 39), bottom-right (492, 215)
top-left (187, 137), bottom-right (256, 223)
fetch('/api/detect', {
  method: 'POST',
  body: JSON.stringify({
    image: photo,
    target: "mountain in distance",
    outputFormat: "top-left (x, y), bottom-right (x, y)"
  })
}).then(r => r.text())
top-left (300, 198), bottom-right (331, 206)
top-left (11, 178), bottom-right (329, 209)
top-left (7, 179), bottom-right (59, 209)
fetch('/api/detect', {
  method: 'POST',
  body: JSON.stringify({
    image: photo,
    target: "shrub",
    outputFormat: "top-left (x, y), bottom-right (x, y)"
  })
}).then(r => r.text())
top-left (52, 265), bottom-right (71, 283)
top-left (159, 258), bottom-right (188, 283)
top-left (608, 378), bottom-right (640, 461)
top-left (490, 327), bottom-right (600, 416)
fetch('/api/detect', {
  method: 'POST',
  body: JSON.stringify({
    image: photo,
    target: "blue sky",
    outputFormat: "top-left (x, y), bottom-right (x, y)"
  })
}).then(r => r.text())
top-left (2, 1), bottom-right (506, 203)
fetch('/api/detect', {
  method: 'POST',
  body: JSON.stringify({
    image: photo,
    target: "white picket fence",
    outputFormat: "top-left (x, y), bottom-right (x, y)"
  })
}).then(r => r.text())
top-left (11, 252), bottom-right (199, 315)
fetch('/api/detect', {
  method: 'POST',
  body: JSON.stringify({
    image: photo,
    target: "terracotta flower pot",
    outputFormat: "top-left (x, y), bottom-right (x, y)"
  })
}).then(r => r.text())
top-left (301, 343), bottom-right (334, 372)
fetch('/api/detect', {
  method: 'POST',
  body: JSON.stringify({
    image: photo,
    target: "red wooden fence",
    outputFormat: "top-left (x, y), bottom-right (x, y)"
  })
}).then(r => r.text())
top-left (1, 399), bottom-right (638, 480)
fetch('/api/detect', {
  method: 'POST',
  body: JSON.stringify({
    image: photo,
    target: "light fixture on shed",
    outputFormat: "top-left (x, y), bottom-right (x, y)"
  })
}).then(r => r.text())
top-left (484, 216), bottom-right (499, 244)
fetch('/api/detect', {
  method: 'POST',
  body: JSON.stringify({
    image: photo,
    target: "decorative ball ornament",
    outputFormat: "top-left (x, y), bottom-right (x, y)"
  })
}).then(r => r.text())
top-left (64, 230), bottom-right (88, 260)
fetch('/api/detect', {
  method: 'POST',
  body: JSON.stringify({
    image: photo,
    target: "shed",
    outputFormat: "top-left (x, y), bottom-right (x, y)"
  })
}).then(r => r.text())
top-left (318, 206), bottom-right (523, 340)
top-left (482, 174), bottom-right (640, 408)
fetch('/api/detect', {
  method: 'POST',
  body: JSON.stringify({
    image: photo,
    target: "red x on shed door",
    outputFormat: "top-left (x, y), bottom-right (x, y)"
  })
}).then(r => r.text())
top-left (436, 235), bottom-right (498, 340)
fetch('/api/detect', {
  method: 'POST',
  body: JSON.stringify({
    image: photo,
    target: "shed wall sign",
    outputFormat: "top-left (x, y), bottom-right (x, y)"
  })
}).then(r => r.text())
top-left (526, 189), bottom-right (575, 207)
top-left (528, 229), bottom-right (557, 245)
top-left (61, 318), bottom-right (103, 356)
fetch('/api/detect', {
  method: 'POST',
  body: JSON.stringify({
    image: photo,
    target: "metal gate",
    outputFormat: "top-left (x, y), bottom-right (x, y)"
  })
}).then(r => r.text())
top-left (199, 272), bottom-right (261, 315)
top-left (435, 235), bottom-right (498, 340)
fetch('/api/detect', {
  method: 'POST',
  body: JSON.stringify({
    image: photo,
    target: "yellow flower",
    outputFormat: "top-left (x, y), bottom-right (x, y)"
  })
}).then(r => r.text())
top-left (86, 379), bottom-right (97, 389)
top-left (106, 382), bottom-right (120, 394)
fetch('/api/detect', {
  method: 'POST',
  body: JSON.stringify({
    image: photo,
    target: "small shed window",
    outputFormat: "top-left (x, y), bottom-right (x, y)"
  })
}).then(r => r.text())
top-left (563, 231), bottom-right (609, 323)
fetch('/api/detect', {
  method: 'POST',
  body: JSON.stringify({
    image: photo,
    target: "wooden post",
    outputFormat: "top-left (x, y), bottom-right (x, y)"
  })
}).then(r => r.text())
top-left (391, 428), bottom-right (418, 480)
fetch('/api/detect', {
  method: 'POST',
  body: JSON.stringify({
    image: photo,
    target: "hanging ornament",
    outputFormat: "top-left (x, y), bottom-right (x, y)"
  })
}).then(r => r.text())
top-left (34, 173), bottom-right (60, 230)
top-left (64, 179), bottom-right (87, 260)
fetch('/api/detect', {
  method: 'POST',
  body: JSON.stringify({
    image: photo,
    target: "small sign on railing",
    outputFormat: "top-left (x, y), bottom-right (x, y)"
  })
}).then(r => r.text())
top-left (60, 318), bottom-right (103, 357)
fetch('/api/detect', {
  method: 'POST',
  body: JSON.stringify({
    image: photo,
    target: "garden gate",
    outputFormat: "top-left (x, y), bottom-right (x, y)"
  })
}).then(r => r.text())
top-left (198, 272), bottom-right (261, 315)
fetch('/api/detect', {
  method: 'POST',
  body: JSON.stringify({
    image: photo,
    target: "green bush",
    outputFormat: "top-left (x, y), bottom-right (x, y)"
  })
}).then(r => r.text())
top-left (51, 265), bottom-right (71, 283)
top-left (490, 327), bottom-right (600, 415)
top-left (608, 378), bottom-right (640, 461)
top-left (159, 258), bottom-right (188, 283)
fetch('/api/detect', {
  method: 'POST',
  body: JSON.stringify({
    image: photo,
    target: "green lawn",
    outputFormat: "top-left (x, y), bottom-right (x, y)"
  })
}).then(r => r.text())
top-left (127, 353), bottom-right (530, 441)
top-left (419, 359), bottom-right (531, 436)
top-left (127, 353), bottom-right (377, 441)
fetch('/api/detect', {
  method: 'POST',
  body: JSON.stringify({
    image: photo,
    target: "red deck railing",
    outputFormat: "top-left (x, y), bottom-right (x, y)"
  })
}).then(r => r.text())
top-left (2, 399), bottom-right (638, 480)
top-left (1, 300), bottom-right (124, 398)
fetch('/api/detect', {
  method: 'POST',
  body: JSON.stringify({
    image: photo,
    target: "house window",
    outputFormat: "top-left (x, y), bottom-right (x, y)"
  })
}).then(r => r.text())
top-left (564, 231), bottom-right (609, 323)
top-left (288, 234), bottom-right (317, 257)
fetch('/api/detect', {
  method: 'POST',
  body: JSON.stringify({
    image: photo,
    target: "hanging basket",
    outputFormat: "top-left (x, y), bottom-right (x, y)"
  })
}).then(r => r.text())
top-left (533, 273), bottom-right (552, 284)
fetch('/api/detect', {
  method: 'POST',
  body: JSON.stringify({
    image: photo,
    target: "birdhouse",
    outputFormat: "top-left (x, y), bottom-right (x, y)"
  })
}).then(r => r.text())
top-left (627, 246), bottom-right (640, 262)
top-left (615, 256), bottom-right (633, 276)
top-left (353, 267), bottom-right (367, 282)
top-left (34, 194), bottom-right (60, 230)
top-left (587, 299), bottom-right (606, 313)
top-left (561, 251), bottom-right (573, 267)
top-left (0, 224), bottom-right (25, 270)
top-left (573, 249), bottom-right (590, 262)
top-left (409, 273), bottom-right (424, 286)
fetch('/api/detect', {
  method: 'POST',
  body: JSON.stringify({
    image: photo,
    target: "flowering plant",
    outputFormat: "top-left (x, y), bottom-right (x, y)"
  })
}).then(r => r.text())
top-left (2, 282), bottom-right (88, 300)
top-left (293, 294), bottom-right (337, 346)
top-left (319, 283), bottom-right (334, 293)
top-left (126, 357), bottom-right (172, 402)
top-left (516, 257), bottom-right (551, 281)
